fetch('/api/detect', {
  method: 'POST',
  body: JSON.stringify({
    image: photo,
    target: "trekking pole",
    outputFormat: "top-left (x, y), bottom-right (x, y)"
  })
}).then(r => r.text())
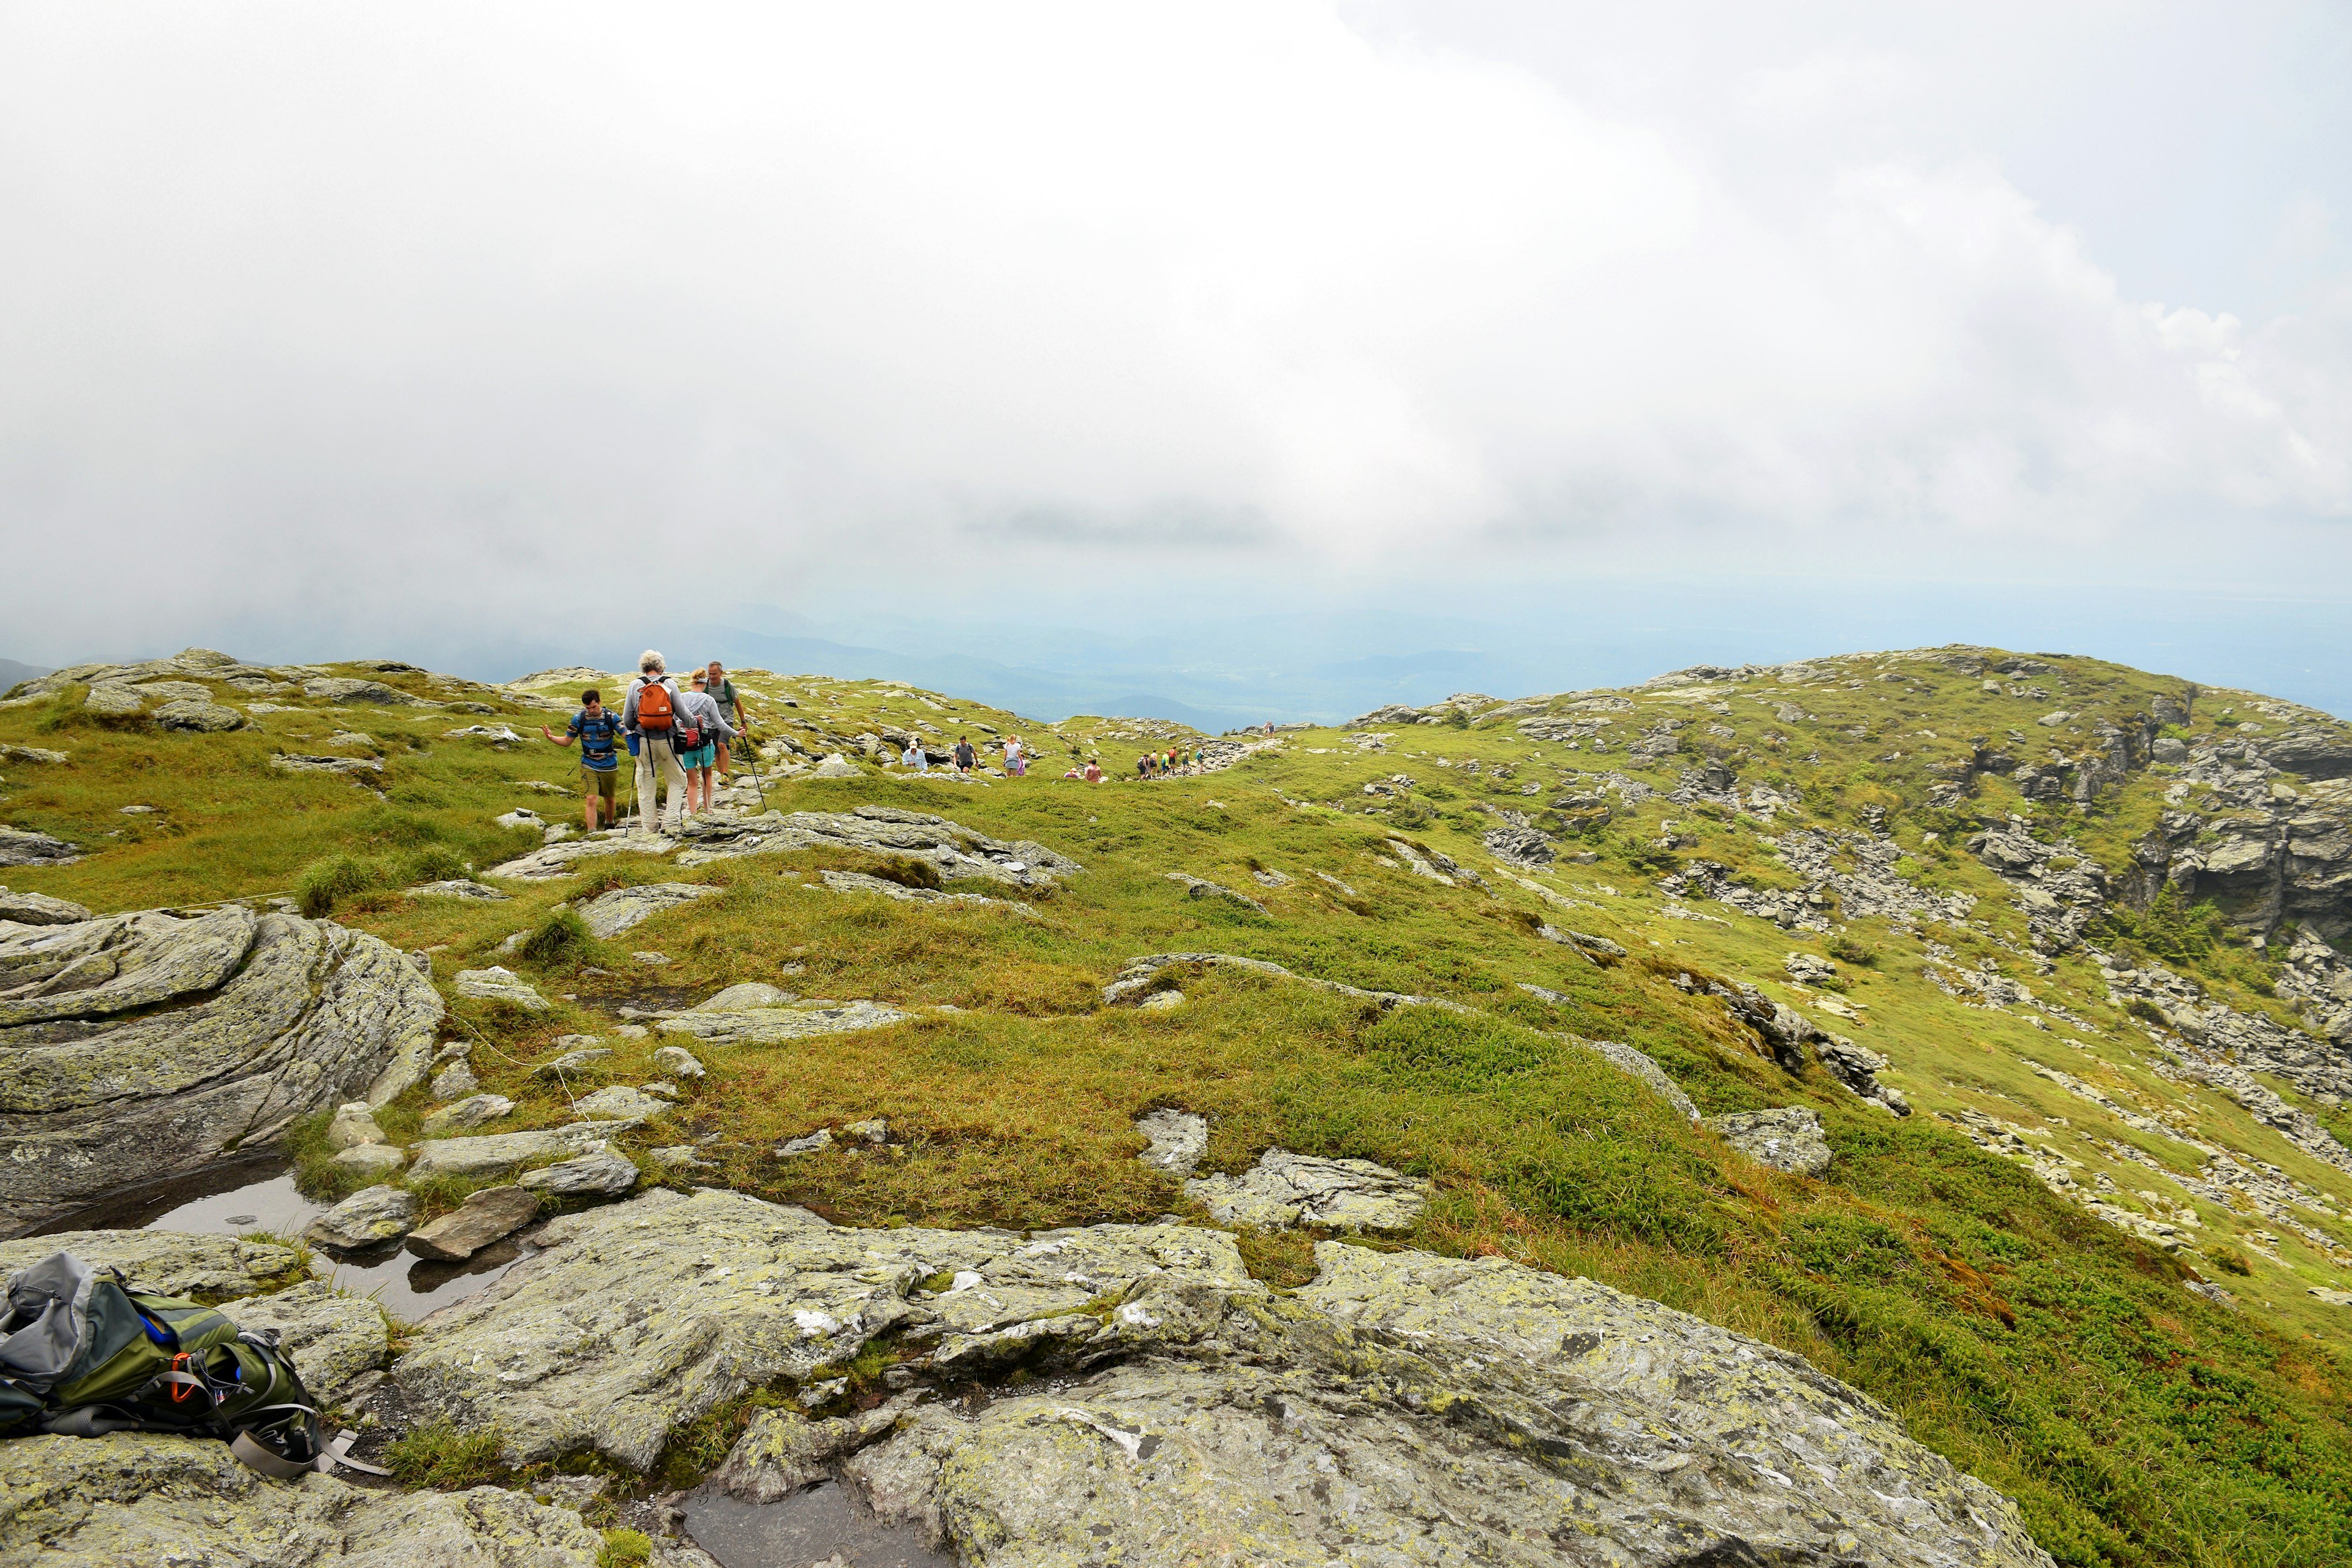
top-left (739, 726), bottom-right (769, 813)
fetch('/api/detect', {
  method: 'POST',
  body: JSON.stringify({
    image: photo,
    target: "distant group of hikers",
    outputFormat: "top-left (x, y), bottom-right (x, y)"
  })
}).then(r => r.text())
top-left (540, 650), bottom-right (753, 835)
top-left (897, 731), bottom-right (1017, 778)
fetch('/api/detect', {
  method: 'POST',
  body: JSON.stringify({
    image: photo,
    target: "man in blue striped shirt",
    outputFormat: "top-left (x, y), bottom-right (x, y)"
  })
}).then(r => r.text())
top-left (542, 688), bottom-right (625, 832)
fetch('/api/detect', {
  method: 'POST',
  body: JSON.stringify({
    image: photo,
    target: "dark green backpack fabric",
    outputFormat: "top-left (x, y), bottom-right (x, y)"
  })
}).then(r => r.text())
top-left (1, 1251), bottom-right (330, 1477)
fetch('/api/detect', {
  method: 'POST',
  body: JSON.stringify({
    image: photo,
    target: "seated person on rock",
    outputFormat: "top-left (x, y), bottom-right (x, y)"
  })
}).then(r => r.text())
top-left (903, 737), bottom-right (929, 772)
top-left (542, 688), bottom-right (624, 832)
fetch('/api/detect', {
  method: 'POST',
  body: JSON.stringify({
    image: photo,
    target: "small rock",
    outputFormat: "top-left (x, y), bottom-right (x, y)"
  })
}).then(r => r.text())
top-left (153, 699), bottom-right (248, 733)
top-left (421, 1094), bottom-right (515, 1136)
top-left (521, 1149), bottom-right (640, 1196)
top-left (1135, 1109), bottom-right (1208, 1177)
top-left (453, 965), bottom-right (551, 1011)
top-left (306, 1185), bottom-right (417, 1250)
top-left (537, 1047), bottom-right (613, 1077)
top-left (651, 1145), bottom-right (716, 1170)
top-left (405, 879), bottom-right (510, 902)
top-left (653, 1044), bottom-right (706, 1079)
top-left (2185, 1281), bottom-right (2238, 1310)
top-left (325, 1102), bottom-right (388, 1151)
top-left (1784, 952), bottom-right (1839, 986)
top-left (330, 1142), bottom-right (407, 1175)
top-left (1139, 990), bottom-right (1184, 1011)
top-left (843, 1118), bottom-right (888, 1144)
top-left (408, 1125), bottom-right (619, 1182)
top-left (119, 804), bottom-right (160, 815)
top-left (633, 951), bottom-right (672, 965)
top-left (495, 808), bottom-right (544, 829)
top-left (1705, 1107), bottom-right (1832, 1176)
top-left (614, 1023), bottom-right (649, 1039)
top-left (575, 1085), bottom-right (672, 1121)
top-left (2311, 1287), bottom-right (2352, 1307)
top-left (777, 1128), bottom-right (835, 1157)
top-left (430, 1060), bottom-right (480, 1099)
top-left (812, 755), bottom-right (861, 778)
top-left (640, 1080), bottom-right (679, 1098)
top-left (81, 684), bottom-right (148, 717)
top-left (695, 981), bottom-right (795, 1011)
top-left (408, 1185), bottom-right (542, 1261)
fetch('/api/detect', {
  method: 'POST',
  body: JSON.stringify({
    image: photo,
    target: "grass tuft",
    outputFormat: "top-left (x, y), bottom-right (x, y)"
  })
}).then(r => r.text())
top-left (386, 1419), bottom-right (505, 1490)
top-left (518, 907), bottom-right (594, 965)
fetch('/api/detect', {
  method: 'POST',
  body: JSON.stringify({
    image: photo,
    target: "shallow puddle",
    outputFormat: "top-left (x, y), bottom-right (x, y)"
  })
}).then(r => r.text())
top-left (31, 1161), bottom-right (534, 1322)
top-left (682, 1479), bottom-right (953, 1568)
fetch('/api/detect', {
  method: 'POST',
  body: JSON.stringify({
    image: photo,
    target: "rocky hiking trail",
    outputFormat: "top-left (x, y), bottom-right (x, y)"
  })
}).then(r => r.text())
top-left (7, 647), bottom-right (2352, 1563)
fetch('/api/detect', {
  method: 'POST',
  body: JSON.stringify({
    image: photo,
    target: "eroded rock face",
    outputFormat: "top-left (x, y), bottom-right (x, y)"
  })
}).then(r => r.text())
top-left (0, 908), bottom-right (442, 1237)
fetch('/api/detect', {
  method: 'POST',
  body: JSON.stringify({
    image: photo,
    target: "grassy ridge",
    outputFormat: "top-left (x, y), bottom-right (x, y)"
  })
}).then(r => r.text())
top-left (6, 652), bottom-right (2352, 1564)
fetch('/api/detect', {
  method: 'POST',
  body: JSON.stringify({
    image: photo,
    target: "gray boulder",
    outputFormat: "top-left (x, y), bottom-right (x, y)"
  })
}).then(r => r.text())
top-left (1182, 1148), bottom-right (1429, 1232)
top-left (0, 887), bottom-right (92, 925)
top-left (670, 804), bottom-right (1080, 889)
top-left (652, 1044), bottom-right (706, 1079)
top-left (1706, 1107), bottom-right (1834, 1175)
top-left (408, 1185), bottom-right (541, 1262)
top-left (404, 879), bottom-right (508, 902)
top-left (407, 1124), bottom-right (620, 1182)
top-left (151, 699), bottom-right (246, 733)
top-left (80, 683), bottom-right (148, 717)
top-left (1164, 872), bottom-right (1267, 913)
top-left (452, 965), bottom-right (549, 1011)
top-left (420, 1093), bottom-right (514, 1136)
top-left (0, 907), bottom-right (441, 1236)
top-left (1785, 951), bottom-right (1840, 986)
top-left (268, 753), bottom-right (385, 778)
top-left (578, 881), bottom-right (714, 938)
top-left (0, 1433), bottom-right (605, 1565)
top-left (429, 1058), bottom-right (479, 1099)
top-left (519, 1150), bottom-right (640, 1197)
top-left (573, 1085), bottom-right (670, 1121)
top-left (328, 1143), bottom-right (406, 1177)
top-left (306, 1185), bottom-right (418, 1251)
top-left (0, 826), bottom-right (80, 868)
top-left (324, 1102), bottom-right (386, 1150)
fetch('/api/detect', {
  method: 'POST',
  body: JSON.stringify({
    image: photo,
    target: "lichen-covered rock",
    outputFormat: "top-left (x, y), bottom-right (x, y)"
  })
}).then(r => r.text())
top-left (386, 1190), bottom-right (1250, 1471)
top-left (712, 1400), bottom-right (914, 1502)
top-left (518, 1150), bottom-right (640, 1197)
top-left (1182, 1148), bottom-right (1430, 1232)
top-left (325, 1102), bottom-right (387, 1150)
top-left (303, 676), bottom-right (434, 706)
top-left (405, 879), bottom-right (509, 902)
top-left (330, 1142), bottom-right (406, 1176)
top-left (1134, 1108), bottom-right (1207, 1177)
top-left (0, 1433), bottom-right (603, 1566)
top-left (0, 907), bottom-right (442, 1236)
top-left (151, 698), bottom-right (247, 733)
top-left (420, 1093), bottom-right (516, 1136)
top-left (577, 881), bottom-right (715, 939)
top-left (80, 682), bottom-right (149, 717)
top-left (306, 1185), bottom-right (417, 1250)
top-left (834, 1242), bottom-right (2056, 1568)
top-left (652, 1045), bottom-right (706, 1079)
top-left (817, 868), bottom-right (1033, 914)
top-left (654, 998), bottom-right (911, 1047)
top-left (407, 1125), bottom-right (620, 1183)
top-left (1707, 1107), bottom-right (1833, 1175)
top-left (0, 886), bottom-right (91, 925)
top-left (573, 1085), bottom-right (670, 1121)
top-left (453, 966), bottom-right (549, 1011)
top-left (221, 1281), bottom-right (388, 1403)
top-left (0, 1230), bottom-right (300, 1298)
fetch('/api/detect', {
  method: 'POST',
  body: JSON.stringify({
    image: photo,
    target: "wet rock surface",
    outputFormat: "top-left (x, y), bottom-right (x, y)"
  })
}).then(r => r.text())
top-left (408, 1184), bottom-right (541, 1261)
top-left (0, 906), bottom-right (441, 1237)
top-left (306, 1185), bottom-right (418, 1250)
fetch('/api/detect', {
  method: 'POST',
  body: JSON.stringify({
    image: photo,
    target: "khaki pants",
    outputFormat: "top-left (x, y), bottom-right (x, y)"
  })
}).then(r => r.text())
top-left (635, 736), bottom-right (689, 834)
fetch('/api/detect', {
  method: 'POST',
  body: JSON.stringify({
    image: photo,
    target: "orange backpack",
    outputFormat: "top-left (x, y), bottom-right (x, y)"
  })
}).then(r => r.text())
top-left (635, 680), bottom-right (674, 731)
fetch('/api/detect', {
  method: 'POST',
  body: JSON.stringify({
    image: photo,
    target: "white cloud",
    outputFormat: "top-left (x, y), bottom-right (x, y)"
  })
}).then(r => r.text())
top-left (0, 0), bottom-right (2347, 658)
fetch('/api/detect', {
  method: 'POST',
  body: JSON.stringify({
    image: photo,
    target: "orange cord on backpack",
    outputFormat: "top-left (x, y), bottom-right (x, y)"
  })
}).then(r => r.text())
top-left (167, 1352), bottom-right (200, 1402)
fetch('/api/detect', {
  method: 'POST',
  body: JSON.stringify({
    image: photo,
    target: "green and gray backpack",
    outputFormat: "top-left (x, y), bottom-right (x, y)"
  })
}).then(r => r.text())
top-left (0, 1251), bottom-right (348, 1477)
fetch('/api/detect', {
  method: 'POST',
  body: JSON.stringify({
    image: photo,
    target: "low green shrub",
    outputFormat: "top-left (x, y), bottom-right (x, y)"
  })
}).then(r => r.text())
top-left (387, 1420), bottom-right (503, 1489)
top-left (518, 908), bottom-right (594, 965)
top-left (295, 853), bottom-right (384, 916)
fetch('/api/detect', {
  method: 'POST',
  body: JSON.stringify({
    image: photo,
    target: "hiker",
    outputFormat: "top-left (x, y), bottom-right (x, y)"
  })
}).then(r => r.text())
top-left (678, 671), bottom-right (736, 816)
top-left (1004, 734), bottom-right (1025, 777)
top-left (902, 737), bottom-right (928, 772)
top-left (952, 735), bottom-right (978, 777)
top-left (704, 661), bottom-right (750, 778)
top-left (1264, 720), bottom-right (1274, 736)
top-left (541, 688), bottom-right (625, 832)
top-left (1136, 753), bottom-right (1151, 780)
top-left (623, 650), bottom-right (691, 835)
top-left (1084, 757), bottom-right (1102, 783)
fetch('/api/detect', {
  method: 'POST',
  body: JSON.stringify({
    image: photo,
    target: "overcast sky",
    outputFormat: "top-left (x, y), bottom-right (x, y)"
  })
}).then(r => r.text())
top-left (4, 2), bottom-right (2348, 710)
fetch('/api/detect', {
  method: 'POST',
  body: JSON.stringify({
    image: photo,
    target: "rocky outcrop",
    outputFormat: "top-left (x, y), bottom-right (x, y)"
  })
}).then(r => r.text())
top-left (1708, 1107), bottom-right (1833, 1175)
top-left (0, 1432), bottom-right (605, 1566)
top-left (0, 1230), bottom-right (301, 1299)
top-left (1101, 951), bottom-right (1468, 1013)
top-left (1182, 1148), bottom-right (1429, 1231)
top-left (1134, 1108), bottom-right (1208, 1176)
top-left (0, 888), bottom-right (91, 925)
top-left (0, 827), bottom-right (79, 869)
top-left (0, 907), bottom-right (441, 1236)
top-left (816, 868), bottom-right (1034, 914)
top-left (578, 882), bottom-right (714, 938)
top-left (667, 804), bottom-right (1081, 887)
top-left (653, 996), bottom-right (912, 1047)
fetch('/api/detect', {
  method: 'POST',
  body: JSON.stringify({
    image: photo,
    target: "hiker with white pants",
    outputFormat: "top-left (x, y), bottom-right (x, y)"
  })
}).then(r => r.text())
top-left (623, 650), bottom-right (691, 835)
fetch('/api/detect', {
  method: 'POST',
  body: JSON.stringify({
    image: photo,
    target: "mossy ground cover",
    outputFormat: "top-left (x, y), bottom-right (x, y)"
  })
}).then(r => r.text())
top-left (7, 650), bottom-right (2352, 1564)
